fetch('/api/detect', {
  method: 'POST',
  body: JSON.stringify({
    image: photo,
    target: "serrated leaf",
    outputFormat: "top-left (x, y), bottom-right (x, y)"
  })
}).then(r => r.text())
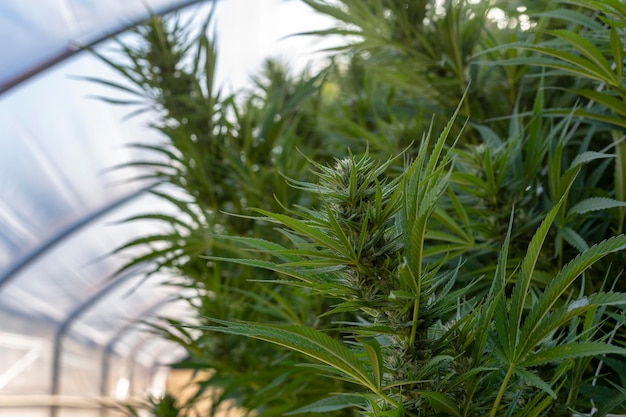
top-left (533, 9), bottom-right (604, 30)
top-left (520, 235), bottom-right (626, 353)
top-left (432, 207), bottom-right (471, 243)
top-left (560, 227), bottom-right (589, 252)
top-left (546, 108), bottom-right (626, 129)
top-left (112, 213), bottom-right (193, 230)
top-left (284, 394), bottom-right (368, 415)
top-left (358, 337), bottom-right (384, 391)
top-left (72, 75), bottom-right (146, 97)
top-left (570, 151), bottom-right (614, 168)
top-left (513, 367), bottom-right (557, 399)
top-left (510, 192), bottom-right (569, 356)
top-left (206, 256), bottom-right (323, 286)
top-left (610, 26), bottom-right (623, 79)
top-left (251, 208), bottom-right (346, 255)
top-left (485, 209), bottom-right (515, 361)
top-left (572, 89), bottom-right (626, 118)
top-left (544, 29), bottom-right (616, 82)
top-left (594, 389), bottom-right (626, 417)
top-left (539, 234), bottom-right (626, 313)
top-left (217, 235), bottom-right (292, 256)
top-left (200, 320), bottom-right (377, 391)
top-left (569, 197), bottom-right (626, 216)
top-left (425, 230), bottom-right (471, 245)
top-left (522, 342), bottom-right (626, 367)
top-left (420, 392), bottom-right (461, 417)
top-left (512, 50), bottom-right (613, 84)
top-left (520, 293), bottom-right (626, 357)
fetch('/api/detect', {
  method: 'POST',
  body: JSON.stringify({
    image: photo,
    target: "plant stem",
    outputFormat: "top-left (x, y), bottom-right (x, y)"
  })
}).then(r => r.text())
top-left (409, 237), bottom-right (424, 351)
top-left (378, 389), bottom-right (417, 417)
top-left (409, 297), bottom-right (420, 349)
top-left (490, 365), bottom-right (514, 417)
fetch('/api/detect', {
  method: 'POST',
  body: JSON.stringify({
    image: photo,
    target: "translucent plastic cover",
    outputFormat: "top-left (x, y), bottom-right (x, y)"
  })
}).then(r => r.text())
top-left (0, 0), bottom-right (201, 93)
top-left (0, 0), bottom-right (333, 413)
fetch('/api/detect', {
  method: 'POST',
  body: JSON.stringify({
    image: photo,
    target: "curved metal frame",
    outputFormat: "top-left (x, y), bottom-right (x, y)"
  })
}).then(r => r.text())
top-left (99, 298), bottom-right (176, 417)
top-left (0, 2), bottom-right (216, 416)
top-left (50, 265), bottom-right (147, 417)
top-left (0, 185), bottom-right (152, 292)
top-left (0, 0), bottom-right (206, 96)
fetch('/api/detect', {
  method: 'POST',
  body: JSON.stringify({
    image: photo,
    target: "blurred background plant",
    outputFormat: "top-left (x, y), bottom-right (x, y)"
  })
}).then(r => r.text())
top-left (89, 0), bottom-right (626, 415)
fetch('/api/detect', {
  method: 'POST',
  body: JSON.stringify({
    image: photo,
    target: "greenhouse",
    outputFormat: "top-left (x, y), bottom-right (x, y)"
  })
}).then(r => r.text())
top-left (0, 0), bottom-right (329, 415)
top-left (1, 1), bottom-right (626, 416)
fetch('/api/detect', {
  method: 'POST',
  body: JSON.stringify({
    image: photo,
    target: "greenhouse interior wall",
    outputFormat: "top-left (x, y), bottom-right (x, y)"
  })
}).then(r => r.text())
top-left (0, 0), bottom-right (332, 415)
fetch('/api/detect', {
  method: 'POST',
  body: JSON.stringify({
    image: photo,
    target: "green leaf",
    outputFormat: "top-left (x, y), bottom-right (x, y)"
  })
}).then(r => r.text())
top-left (112, 233), bottom-right (182, 253)
top-left (544, 29), bottom-right (616, 83)
top-left (546, 108), bottom-right (626, 129)
top-left (72, 75), bottom-right (146, 97)
top-left (452, 172), bottom-right (488, 190)
top-left (112, 213), bottom-right (193, 230)
top-left (148, 189), bottom-right (203, 223)
top-left (432, 206), bottom-right (472, 243)
top-left (513, 367), bottom-right (557, 399)
top-left (323, 202), bottom-right (357, 261)
top-left (516, 392), bottom-right (555, 417)
top-left (205, 256), bottom-right (322, 286)
top-left (572, 89), bottom-right (626, 117)
top-left (484, 209), bottom-right (515, 361)
top-left (447, 188), bottom-right (472, 235)
top-left (615, 141), bottom-right (626, 230)
top-left (568, 197), bottom-right (626, 216)
top-left (425, 230), bottom-right (470, 245)
top-left (358, 337), bottom-right (384, 391)
top-left (284, 394), bottom-right (368, 415)
top-left (560, 227), bottom-right (589, 252)
top-left (533, 9), bottom-right (604, 30)
top-left (594, 389), bottom-right (626, 417)
top-left (420, 392), bottom-right (461, 417)
top-left (251, 208), bottom-right (347, 256)
top-left (200, 320), bottom-right (378, 391)
top-left (542, 235), bottom-right (626, 312)
top-left (522, 342), bottom-right (626, 367)
top-left (570, 151), bottom-right (614, 168)
top-left (610, 25), bottom-right (623, 79)
top-left (509, 192), bottom-right (569, 356)
top-left (510, 51), bottom-right (612, 84)
top-left (520, 292), bottom-right (626, 358)
top-left (216, 235), bottom-right (296, 260)
top-left (521, 235), bottom-right (626, 351)
top-left (85, 96), bottom-right (146, 106)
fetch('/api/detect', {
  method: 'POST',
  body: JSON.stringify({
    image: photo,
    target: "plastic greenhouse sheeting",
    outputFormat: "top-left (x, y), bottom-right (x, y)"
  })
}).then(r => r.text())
top-left (0, 1), bottom-right (203, 415)
top-left (0, 0), bottom-right (202, 94)
top-left (0, 0), bottom-right (335, 415)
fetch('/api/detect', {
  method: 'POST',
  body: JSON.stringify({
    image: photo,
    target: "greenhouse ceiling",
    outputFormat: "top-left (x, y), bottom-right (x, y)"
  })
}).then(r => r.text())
top-left (0, 0), bottom-right (332, 415)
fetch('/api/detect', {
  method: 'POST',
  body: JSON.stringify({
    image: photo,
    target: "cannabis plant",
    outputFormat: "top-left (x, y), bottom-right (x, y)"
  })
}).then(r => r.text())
top-left (90, 1), bottom-right (626, 416)
top-left (481, 1), bottom-right (626, 306)
top-left (89, 9), bottom-right (357, 417)
top-left (204, 102), bottom-right (626, 415)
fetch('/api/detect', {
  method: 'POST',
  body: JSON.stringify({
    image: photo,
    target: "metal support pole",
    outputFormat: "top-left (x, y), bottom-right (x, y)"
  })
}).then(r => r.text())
top-left (50, 266), bottom-right (143, 417)
top-left (99, 298), bottom-right (175, 417)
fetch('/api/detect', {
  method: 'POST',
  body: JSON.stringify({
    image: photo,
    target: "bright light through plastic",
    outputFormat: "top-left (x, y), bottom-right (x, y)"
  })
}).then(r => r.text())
top-left (114, 377), bottom-right (129, 399)
top-left (0, 332), bottom-right (43, 391)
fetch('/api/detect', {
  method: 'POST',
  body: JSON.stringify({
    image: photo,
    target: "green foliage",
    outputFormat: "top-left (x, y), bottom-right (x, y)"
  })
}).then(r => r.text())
top-left (110, 393), bottom-right (190, 417)
top-left (206, 127), bottom-right (626, 416)
top-left (90, 0), bottom-right (626, 416)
